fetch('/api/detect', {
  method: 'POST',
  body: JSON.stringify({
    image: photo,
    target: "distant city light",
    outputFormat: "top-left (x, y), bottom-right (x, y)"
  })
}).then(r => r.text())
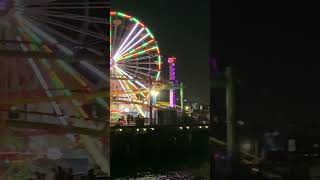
top-left (186, 126), bottom-right (189, 129)
top-left (119, 129), bottom-right (123, 132)
top-left (179, 127), bottom-right (183, 130)
top-left (150, 128), bottom-right (155, 130)
top-left (136, 129), bottom-right (140, 132)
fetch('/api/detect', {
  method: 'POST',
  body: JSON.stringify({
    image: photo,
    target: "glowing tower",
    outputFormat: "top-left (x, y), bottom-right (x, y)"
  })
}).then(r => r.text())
top-left (168, 56), bottom-right (176, 107)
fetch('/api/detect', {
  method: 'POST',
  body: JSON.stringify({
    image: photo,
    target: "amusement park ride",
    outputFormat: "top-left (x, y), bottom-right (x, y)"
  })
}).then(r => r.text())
top-left (0, 0), bottom-right (184, 177)
top-left (0, 0), bottom-right (109, 176)
top-left (110, 11), bottom-right (184, 125)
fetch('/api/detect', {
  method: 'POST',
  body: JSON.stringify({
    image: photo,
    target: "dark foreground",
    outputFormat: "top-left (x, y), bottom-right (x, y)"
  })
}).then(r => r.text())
top-left (111, 127), bottom-right (210, 178)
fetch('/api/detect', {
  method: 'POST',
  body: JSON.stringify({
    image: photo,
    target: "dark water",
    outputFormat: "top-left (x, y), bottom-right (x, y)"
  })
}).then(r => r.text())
top-left (111, 130), bottom-right (210, 179)
top-left (114, 165), bottom-right (210, 180)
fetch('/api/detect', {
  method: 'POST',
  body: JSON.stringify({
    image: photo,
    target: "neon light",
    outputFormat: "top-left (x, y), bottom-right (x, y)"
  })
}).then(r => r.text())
top-left (113, 23), bottom-right (139, 58)
top-left (145, 28), bottom-right (154, 38)
top-left (168, 57), bottom-right (177, 107)
top-left (118, 46), bottom-right (158, 61)
top-left (115, 34), bottom-right (150, 60)
top-left (111, 11), bottom-right (162, 117)
top-left (117, 38), bottom-right (154, 60)
top-left (114, 27), bottom-right (145, 60)
top-left (117, 12), bottom-right (132, 19)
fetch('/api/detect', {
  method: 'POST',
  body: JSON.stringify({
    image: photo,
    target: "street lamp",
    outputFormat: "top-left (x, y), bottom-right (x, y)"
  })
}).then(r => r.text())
top-left (149, 89), bottom-right (159, 125)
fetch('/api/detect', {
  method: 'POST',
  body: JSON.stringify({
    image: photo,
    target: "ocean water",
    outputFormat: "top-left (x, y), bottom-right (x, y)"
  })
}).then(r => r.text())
top-left (115, 171), bottom-right (196, 180)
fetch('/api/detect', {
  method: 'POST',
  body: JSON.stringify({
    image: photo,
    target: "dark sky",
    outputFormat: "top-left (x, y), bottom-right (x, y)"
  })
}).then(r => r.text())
top-left (112, 0), bottom-right (210, 104)
top-left (213, 0), bottom-right (320, 133)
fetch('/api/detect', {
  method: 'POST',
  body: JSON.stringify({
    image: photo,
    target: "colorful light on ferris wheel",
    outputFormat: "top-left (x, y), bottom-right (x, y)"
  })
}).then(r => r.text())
top-left (111, 11), bottom-right (162, 118)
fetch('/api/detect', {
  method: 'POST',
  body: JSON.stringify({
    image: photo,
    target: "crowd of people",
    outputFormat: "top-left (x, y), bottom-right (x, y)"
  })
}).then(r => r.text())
top-left (117, 114), bottom-right (144, 126)
top-left (26, 166), bottom-right (108, 180)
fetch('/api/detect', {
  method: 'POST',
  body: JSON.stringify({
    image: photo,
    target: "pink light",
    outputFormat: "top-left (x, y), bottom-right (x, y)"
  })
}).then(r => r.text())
top-left (168, 57), bottom-right (177, 107)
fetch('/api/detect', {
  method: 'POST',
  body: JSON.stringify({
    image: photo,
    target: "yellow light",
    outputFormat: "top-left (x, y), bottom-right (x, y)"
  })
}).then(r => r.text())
top-left (205, 126), bottom-right (208, 129)
top-left (185, 106), bottom-right (190, 110)
top-left (150, 90), bottom-right (159, 96)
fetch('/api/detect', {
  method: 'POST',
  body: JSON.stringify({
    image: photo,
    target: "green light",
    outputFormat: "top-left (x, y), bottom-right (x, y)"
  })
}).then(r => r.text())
top-left (117, 12), bottom-right (126, 17)
top-left (146, 28), bottom-right (154, 38)
top-left (132, 17), bottom-right (140, 24)
top-left (129, 49), bottom-right (135, 53)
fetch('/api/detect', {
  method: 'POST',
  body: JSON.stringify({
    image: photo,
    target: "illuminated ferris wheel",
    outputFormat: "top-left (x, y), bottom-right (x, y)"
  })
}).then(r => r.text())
top-left (0, 0), bottom-right (110, 174)
top-left (110, 11), bottom-right (161, 109)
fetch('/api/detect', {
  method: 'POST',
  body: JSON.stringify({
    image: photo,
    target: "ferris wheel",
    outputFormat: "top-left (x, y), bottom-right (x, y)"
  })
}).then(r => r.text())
top-left (14, 0), bottom-right (109, 58)
top-left (0, 0), bottom-right (110, 174)
top-left (110, 11), bottom-right (162, 107)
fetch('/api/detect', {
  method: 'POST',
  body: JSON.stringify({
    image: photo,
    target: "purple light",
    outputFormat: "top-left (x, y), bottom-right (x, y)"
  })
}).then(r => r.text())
top-left (168, 57), bottom-right (177, 107)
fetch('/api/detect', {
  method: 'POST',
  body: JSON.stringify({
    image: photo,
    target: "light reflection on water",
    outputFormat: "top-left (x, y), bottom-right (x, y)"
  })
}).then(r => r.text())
top-left (115, 171), bottom-right (196, 180)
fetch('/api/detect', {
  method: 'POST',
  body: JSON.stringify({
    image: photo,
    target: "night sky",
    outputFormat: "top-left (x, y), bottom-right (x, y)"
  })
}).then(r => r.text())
top-left (213, 0), bottom-right (320, 133)
top-left (112, 0), bottom-right (210, 104)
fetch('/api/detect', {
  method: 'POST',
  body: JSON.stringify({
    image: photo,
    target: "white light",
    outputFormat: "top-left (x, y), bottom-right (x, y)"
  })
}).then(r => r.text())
top-left (179, 127), bottom-right (183, 130)
top-left (124, 108), bottom-right (129, 112)
top-left (150, 90), bottom-right (159, 96)
top-left (143, 128), bottom-right (147, 131)
top-left (205, 126), bottom-right (208, 129)
top-left (198, 126), bottom-right (202, 129)
top-left (116, 34), bottom-right (149, 59)
top-left (186, 126), bottom-right (190, 129)
top-left (136, 129), bottom-right (140, 132)
top-left (114, 27), bottom-right (145, 59)
top-left (119, 129), bottom-right (123, 132)
top-left (113, 23), bottom-right (139, 58)
top-left (150, 128), bottom-right (155, 130)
